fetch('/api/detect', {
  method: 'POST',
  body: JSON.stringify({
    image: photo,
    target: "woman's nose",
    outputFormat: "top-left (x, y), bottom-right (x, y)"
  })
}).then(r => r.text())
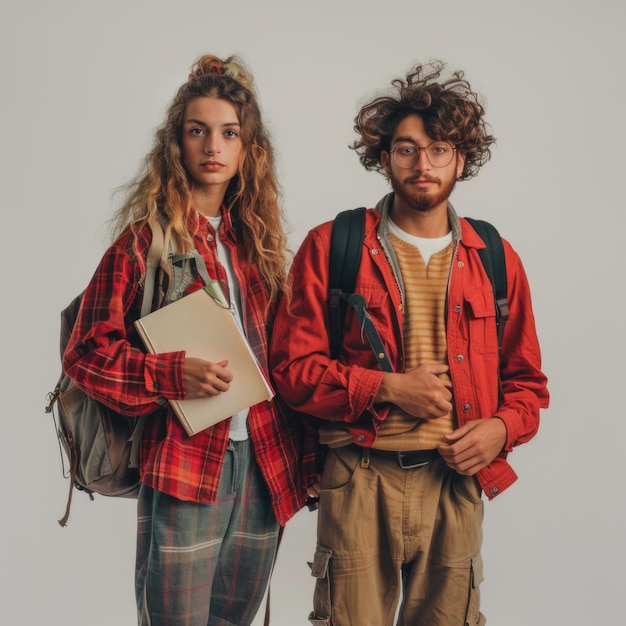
top-left (204, 136), bottom-right (221, 155)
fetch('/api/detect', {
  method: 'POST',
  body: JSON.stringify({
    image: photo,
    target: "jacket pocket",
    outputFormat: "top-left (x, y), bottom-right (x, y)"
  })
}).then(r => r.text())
top-left (308, 545), bottom-right (333, 625)
top-left (464, 285), bottom-right (498, 354)
top-left (342, 284), bottom-right (391, 361)
top-left (352, 281), bottom-right (389, 308)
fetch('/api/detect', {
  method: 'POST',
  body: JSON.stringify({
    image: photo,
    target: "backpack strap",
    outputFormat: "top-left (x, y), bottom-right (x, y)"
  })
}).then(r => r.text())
top-left (142, 218), bottom-right (212, 316)
top-left (464, 217), bottom-right (510, 353)
top-left (329, 207), bottom-right (366, 359)
top-left (142, 218), bottom-right (166, 317)
top-left (328, 207), bottom-right (393, 372)
top-left (330, 207), bottom-right (367, 296)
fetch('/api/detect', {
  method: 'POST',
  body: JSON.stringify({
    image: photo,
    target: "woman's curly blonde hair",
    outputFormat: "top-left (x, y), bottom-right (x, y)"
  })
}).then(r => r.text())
top-left (352, 60), bottom-right (496, 180)
top-left (111, 54), bottom-right (288, 304)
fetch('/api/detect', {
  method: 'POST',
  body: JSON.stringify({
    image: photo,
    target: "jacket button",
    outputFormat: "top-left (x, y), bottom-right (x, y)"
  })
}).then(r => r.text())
top-left (207, 234), bottom-right (214, 242)
top-left (357, 435), bottom-right (365, 442)
top-left (456, 354), bottom-right (464, 362)
top-left (458, 261), bottom-right (465, 268)
top-left (371, 248), bottom-right (379, 255)
top-left (463, 403), bottom-right (471, 412)
top-left (454, 305), bottom-right (461, 313)
top-left (489, 487), bottom-right (499, 495)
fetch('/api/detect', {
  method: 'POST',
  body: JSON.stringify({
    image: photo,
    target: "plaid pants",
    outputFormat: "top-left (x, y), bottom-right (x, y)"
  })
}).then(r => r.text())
top-left (136, 438), bottom-right (280, 626)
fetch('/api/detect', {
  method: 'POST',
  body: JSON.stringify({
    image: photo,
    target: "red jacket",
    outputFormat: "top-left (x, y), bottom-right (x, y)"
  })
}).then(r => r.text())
top-left (270, 198), bottom-right (549, 498)
top-left (63, 209), bottom-right (317, 525)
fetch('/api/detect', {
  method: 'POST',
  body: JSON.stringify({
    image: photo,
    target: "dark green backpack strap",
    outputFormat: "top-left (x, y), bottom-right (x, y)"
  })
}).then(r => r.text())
top-left (464, 217), bottom-right (509, 352)
top-left (328, 207), bottom-right (393, 372)
top-left (328, 207), bottom-right (366, 360)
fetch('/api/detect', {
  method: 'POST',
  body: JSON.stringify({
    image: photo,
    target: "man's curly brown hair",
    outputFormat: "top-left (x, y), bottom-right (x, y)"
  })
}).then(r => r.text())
top-left (352, 60), bottom-right (495, 180)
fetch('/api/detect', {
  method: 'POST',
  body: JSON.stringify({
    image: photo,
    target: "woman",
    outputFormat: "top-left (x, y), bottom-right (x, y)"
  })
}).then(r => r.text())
top-left (63, 54), bottom-right (317, 626)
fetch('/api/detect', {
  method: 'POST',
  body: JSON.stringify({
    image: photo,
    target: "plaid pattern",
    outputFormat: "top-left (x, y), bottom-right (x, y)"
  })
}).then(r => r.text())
top-left (63, 209), bottom-right (318, 525)
top-left (136, 439), bottom-right (280, 626)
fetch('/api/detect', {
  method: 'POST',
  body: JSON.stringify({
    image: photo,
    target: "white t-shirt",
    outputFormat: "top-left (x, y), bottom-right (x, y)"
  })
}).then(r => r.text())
top-left (207, 215), bottom-right (249, 441)
top-left (387, 218), bottom-right (452, 266)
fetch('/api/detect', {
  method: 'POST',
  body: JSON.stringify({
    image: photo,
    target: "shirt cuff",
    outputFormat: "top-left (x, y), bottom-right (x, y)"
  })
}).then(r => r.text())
top-left (352, 367), bottom-right (386, 417)
top-left (144, 351), bottom-right (186, 400)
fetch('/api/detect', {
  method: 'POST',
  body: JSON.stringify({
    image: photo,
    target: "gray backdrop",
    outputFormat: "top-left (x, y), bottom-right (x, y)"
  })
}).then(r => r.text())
top-left (2, 0), bottom-right (624, 624)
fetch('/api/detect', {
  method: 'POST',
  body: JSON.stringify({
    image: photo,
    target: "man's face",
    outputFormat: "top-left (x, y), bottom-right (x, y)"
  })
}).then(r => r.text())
top-left (381, 114), bottom-right (465, 215)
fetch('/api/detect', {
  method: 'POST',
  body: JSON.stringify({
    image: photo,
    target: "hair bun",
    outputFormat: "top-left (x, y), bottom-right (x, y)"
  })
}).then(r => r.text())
top-left (189, 54), bottom-right (253, 90)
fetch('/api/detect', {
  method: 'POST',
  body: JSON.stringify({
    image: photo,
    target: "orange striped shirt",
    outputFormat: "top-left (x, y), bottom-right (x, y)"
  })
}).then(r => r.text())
top-left (374, 233), bottom-right (456, 450)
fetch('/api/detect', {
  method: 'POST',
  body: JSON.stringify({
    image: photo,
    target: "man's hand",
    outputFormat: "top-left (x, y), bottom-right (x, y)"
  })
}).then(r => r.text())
top-left (438, 418), bottom-right (507, 475)
top-left (183, 358), bottom-right (233, 398)
top-left (376, 363), bottom-right (453, 419)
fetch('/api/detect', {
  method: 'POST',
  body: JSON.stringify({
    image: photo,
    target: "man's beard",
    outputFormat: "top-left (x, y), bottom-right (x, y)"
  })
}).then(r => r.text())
top-left (389, 172), bottom-right (456, 212)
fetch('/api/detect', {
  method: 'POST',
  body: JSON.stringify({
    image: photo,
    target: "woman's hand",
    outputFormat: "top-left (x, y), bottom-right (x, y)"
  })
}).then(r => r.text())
top-left (183, 358), bottom-right (233, 398)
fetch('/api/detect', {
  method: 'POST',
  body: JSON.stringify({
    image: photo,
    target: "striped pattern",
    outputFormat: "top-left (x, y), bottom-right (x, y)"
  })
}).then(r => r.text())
top-left (376, 235), bottom-right (455, 450)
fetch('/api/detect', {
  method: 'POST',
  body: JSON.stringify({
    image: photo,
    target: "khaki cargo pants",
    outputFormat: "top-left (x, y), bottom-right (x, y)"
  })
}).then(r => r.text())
top-left (308, 445), bottom-right (486, 626)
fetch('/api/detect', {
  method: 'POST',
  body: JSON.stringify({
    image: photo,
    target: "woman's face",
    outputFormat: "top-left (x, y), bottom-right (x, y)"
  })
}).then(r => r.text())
top-left (181, 96), bottom-right (243, 195)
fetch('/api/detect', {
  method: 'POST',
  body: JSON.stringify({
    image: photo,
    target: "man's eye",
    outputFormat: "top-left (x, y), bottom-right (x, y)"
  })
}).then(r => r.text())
top-left (431, 143), bottom-right (449, 154)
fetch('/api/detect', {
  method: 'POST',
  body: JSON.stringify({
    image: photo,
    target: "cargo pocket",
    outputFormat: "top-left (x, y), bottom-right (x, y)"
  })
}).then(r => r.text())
top-left (465, 554), bottom-right (486, 626)
top-left (307, 545), bottom-right (333, 625)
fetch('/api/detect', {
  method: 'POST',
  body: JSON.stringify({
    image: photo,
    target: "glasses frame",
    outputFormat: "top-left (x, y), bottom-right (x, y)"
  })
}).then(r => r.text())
top-left (390, 140), bottom-right (457, 169)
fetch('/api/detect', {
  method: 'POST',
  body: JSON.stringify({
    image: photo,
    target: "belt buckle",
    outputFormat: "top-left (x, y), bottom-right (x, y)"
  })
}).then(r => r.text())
top-left (397, 451), bottom-right (431, 469)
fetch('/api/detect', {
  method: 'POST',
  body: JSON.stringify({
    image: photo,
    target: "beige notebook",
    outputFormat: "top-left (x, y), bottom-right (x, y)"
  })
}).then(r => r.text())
top-left (134, 284), bottom-right (274, 436)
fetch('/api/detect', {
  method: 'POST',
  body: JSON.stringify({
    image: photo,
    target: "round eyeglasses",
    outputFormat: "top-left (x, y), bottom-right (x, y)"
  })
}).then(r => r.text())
top-left (390, 141), bottom-right (456, 169)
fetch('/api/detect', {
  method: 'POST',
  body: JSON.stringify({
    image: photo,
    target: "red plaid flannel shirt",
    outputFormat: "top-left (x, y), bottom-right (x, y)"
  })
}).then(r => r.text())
top-left (63, 209), bottom-right (319, 525)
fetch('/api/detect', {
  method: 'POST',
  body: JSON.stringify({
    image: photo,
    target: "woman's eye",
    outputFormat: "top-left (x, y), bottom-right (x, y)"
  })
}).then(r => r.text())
top-left (225, 130), bottom-right (238, 138)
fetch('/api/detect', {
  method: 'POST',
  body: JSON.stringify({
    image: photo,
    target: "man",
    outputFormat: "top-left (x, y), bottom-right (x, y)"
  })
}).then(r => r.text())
top-left (270, 61), bottom-right (549, 626)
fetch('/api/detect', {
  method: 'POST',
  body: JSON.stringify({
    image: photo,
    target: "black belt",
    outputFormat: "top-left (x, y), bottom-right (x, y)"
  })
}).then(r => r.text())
top-left (357, 446), bottom-right (440, 469)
